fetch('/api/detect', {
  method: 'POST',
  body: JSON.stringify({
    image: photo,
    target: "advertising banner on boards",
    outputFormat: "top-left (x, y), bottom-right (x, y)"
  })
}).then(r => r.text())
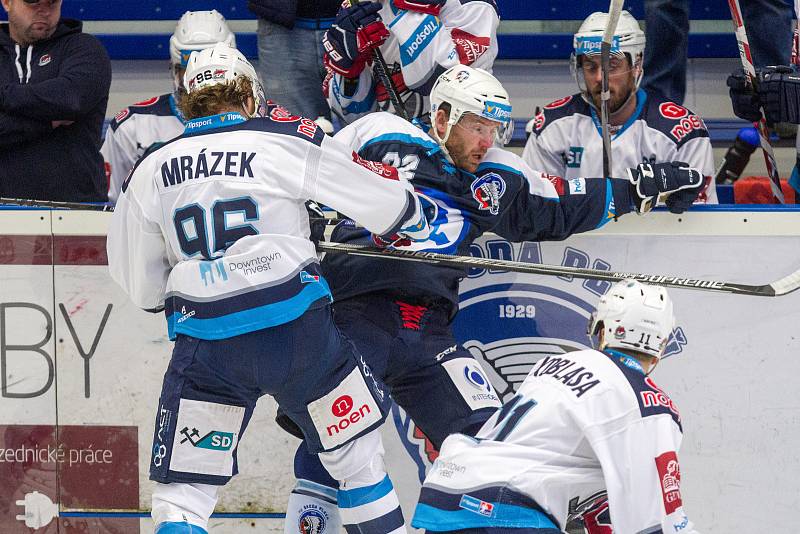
top-left (1, 210), bottom-right (799, 533)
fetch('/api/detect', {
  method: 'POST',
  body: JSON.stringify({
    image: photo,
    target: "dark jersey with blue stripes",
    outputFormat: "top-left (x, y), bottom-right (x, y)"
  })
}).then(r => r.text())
top-left (322, 113), bottom-right (634, 311)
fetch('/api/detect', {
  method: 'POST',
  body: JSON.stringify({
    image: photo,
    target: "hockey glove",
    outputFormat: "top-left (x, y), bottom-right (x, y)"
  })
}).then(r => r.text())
top-left (393, 0), bottom-right (447, 15)
top-left (372, 195), bottom-right (437, 248)
top-left (628, 162), bottom-right (703, 214)
top-left (727, 68), bottom-right (763, 123)
top-left (757, 65), bottom-right (800, 126)
top-left (322, 2), bottom-right (389, 77)
top-left (306, 200), bottom-right (329, 246)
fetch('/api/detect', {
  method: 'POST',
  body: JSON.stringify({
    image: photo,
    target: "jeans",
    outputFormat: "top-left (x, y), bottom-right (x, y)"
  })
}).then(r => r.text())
top-left (642, 0), bottom-right (793, 104)
top-left (256, 18), bottom-right (331, 119)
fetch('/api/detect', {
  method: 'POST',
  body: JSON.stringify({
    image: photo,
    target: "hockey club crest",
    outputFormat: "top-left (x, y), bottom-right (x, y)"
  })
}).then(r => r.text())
top-left (452, 29), bottom-right (490, 65)
top-left (533, 110), bottom-right (546, 131)
top-left (298, 504), bottom-right (328, 534)
top-left (38, 53), bottom-right (52, 66)
top-left (470, 173), bottom-right (506, 215)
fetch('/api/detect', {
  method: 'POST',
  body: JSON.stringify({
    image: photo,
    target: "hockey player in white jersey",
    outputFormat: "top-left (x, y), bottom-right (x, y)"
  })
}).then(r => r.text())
top-left (412, 279), bottom-right (700, 534)
top-left (322, 0), bottom-right (499, 123)
top-left (101, 10), bottom-right (236, 203)
top-left (522, 10), bottom-right (718, 205)
top-left (107, 42), bottom-right (436, 534)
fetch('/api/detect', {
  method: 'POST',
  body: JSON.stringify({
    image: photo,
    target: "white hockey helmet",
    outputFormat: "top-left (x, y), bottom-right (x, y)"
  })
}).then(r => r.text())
top-left (170, 10), bottom-right (236, 68)
top-left (570, 10), bottom-right (646, 97)
top-left (429, 64), bottom-right (513, 152)
top-left (183, 42), bottom-right (267, 118)
top-left (588, 279), bottom-right (675, 360)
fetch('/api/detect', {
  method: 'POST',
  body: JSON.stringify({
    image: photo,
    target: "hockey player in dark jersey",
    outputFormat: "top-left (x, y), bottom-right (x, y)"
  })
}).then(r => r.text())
top-left (279, 64), bottom-right (706, 534)
top-left (102, 10), bottom-right (236, 203)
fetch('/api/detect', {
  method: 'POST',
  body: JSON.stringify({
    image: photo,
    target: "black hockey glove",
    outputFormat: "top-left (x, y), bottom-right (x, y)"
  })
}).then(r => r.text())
top-left (727, 66), bottom-right (800, 126)
top-left (727, 68), bottom-right (763, 122)
top-left (757, 65), bottom-right (800, 126)
top-left (628, 162), bottom-right (703, 214)
top-left (306, 200), bottom-right (328, 246)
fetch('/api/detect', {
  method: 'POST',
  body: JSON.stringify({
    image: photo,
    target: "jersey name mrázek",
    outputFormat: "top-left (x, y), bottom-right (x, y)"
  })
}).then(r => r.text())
top-left (530, 355), bottom-right (601, 397)
top-left (161, 150), bottom-right (256, 187)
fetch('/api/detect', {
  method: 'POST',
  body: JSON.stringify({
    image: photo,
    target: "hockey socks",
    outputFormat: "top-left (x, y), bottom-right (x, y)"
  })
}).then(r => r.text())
top-left (151, 482), bottom-right (218, 533)
top-left (338, 474), bottom-right (405, 534)
top-left (154, 522), bottom-right (209, 534)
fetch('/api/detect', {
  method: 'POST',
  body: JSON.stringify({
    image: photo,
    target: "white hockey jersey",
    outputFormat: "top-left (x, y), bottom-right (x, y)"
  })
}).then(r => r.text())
top-left (107, 110), bottom-right (427, 340)
top-left (101, 94), bottom-right (185, 203)
top-left (522, 89), bottom-right (718, 204)
top-left (326, 0), bottom-right (499, 123)
top-left (412, 348), bottom-right (700, 534)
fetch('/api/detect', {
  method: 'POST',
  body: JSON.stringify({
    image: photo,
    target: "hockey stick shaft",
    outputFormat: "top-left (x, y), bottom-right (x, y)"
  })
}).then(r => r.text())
top-left (600, 0), bottom-right (624, 179)
top-left (317, 241), bottom-right (800, 297)
top-left (0, 197), bottom-right (344, 226)
top-left (349, 0), bottom-right (410, 121)
top-left (727, 0), bottom-right (785, 203)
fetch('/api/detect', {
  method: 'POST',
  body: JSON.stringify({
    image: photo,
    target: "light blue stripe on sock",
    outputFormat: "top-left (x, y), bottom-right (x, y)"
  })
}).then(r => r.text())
top-left (338, 475), bottom-right (394, 509)
top-left (155, 522), bottom-right (209, 534)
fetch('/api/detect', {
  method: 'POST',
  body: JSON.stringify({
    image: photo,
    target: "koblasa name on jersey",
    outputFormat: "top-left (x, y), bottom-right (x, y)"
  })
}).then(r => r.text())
top-left (161, 150), bottom-right (256, 187)
top-left (530, 355), bottom-right (601, 397)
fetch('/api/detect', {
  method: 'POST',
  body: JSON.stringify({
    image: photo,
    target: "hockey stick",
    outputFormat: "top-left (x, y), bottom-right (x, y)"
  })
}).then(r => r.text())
top-left (727, 0), bottom-right (785, 203)
top-left (317, 241), bottom-right (800, 297)
top-left (0, 197), bottom-right (345, 226)
top-left (349, 0), bottom-right (410, 121)
top-left (600, 0), bottom-right (624, 179)
top-left (0, 197), bottom-right (114, 212)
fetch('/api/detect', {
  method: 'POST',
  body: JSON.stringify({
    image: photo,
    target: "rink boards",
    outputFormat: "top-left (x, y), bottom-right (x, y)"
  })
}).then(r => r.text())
top-left (0, 207), bottom-right (798, 533)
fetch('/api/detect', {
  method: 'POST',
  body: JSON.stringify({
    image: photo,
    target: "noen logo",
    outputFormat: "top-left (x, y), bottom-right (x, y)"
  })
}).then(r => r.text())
top-left (179, 426), bottom-right (235, 451)
top-left (326, 396), bottom-right (372, 436)
top-left (331, 395), bottom-right (353, 417)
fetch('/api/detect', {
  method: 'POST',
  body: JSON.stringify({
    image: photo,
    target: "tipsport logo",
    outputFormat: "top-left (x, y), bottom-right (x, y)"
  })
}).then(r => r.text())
top-left (179, 426), bottom-right (235, 451)
top-left (575, 35), bottom-right (621, 55)
top-left (482, 101), bottom-right (512, 123)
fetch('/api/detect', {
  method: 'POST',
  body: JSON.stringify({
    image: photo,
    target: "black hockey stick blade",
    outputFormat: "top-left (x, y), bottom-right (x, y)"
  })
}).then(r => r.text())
top-left (316, 242), bottom-right (800, 297)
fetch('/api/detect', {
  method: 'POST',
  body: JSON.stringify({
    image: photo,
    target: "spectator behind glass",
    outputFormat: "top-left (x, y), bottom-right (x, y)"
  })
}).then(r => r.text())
top-left (248, 0), bottom-right (339, 129)
top-left (102, 10), bottom-right (236, 204)
top-left (0, 0), bottom-right (110, 202)
top-left (522, 10), bottom-right (718, 204)
top-left (642, 0), bottom-right (793, 105)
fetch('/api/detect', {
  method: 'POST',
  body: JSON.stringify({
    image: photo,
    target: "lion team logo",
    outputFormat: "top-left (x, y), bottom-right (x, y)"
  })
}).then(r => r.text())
top-left (470, 173), bottom-right (506, 215)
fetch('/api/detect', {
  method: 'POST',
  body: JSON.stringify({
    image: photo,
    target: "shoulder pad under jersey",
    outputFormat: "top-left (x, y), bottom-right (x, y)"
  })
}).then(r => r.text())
top-left (641, 92), bottom-right (710, 147)
top-left (109, 94), bottom-right (174, 132)
top-left (530, 94), bottom-right (590, 136)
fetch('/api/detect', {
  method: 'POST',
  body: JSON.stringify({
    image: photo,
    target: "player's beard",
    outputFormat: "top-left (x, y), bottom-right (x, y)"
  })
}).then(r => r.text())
top-left (446, 135), bottom-right (486, 173)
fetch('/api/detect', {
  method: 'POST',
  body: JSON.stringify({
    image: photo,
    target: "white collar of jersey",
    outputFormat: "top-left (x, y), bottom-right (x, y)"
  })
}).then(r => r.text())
top-left (604, 348), bottom-right (645, 375)
top-left (184, 112), bottom-right (247, 135)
